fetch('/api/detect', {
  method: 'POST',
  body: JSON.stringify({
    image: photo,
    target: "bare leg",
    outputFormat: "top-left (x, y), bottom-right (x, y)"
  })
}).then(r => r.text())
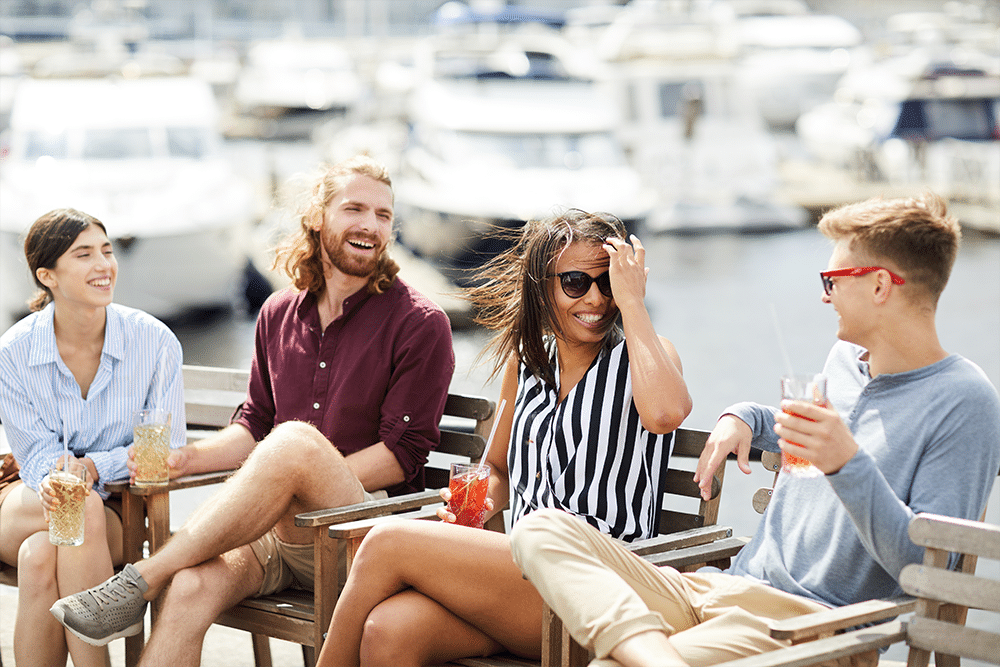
top-left (4, 484), bottom-right (117, 667)
top-left (138, 545), bottom-right (264, 667)
top-left (137, 421), bottom-right (364, 598)
top-left (57, 491), bottom-right (117, 667)
top-left (14, 532), bottom-right (69, 667)
top-left (360, 589), bottom-right (503, 667)
top-left (318, 521), bottom-right (544, 667)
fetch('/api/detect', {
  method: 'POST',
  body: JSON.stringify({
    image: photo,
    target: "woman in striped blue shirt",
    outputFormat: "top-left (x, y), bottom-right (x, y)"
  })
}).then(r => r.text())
top-left (0, 208), bottom-right (184, 667)
top-left (318, 210), bottom-right (691, 666)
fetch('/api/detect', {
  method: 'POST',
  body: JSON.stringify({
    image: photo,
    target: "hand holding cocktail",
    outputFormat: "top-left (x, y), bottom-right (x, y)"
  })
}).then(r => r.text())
top-left (438, 399), bottom-right (506, 528)
top-left (775, 375), bottom-right (858, 476)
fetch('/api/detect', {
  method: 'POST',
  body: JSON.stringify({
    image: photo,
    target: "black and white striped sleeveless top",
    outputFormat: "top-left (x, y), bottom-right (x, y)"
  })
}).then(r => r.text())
top-left (507, 338), bottom-right (673, 542)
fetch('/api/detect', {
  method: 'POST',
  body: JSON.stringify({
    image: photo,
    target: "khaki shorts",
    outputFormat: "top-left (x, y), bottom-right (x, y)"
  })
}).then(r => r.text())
top-left (248, 488), bottom-right (388, 597)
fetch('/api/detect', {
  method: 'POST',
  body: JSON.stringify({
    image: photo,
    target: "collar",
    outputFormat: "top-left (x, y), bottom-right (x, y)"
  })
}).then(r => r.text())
top-left (27, 303), bottom-right (122, 367)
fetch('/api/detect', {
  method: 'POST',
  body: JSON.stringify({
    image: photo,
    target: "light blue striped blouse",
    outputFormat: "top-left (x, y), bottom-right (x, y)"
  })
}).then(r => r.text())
top-left (0, 303), bottom-right (185, 496)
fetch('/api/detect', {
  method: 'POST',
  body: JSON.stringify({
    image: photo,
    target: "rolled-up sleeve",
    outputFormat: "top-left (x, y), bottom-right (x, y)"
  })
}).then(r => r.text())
top-left (379, 306), bottom-right (455, 484)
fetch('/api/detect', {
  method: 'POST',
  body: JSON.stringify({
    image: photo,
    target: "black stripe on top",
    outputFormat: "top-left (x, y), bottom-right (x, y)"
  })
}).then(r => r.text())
top-left (507, 339), bottom-right (673, 542)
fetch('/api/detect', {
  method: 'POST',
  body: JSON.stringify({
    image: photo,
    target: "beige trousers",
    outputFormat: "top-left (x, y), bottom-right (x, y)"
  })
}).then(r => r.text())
top-left (510, 508), bottom-right (829, 666)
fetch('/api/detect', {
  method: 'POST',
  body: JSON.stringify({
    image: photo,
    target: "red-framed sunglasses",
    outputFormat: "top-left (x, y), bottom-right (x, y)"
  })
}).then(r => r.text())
top-left (820, 267), bottom-right (906, 296)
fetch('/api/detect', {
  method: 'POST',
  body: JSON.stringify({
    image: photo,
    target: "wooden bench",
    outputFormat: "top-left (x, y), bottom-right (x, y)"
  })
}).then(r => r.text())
top-left (105, 364), bottom-right (496, 667)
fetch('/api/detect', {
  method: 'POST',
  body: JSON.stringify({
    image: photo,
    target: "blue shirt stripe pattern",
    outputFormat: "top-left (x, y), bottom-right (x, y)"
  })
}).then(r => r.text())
top-left (0, 303), bottom-right (185, 496)
top-left (508, 338), bottom-right (672, 542)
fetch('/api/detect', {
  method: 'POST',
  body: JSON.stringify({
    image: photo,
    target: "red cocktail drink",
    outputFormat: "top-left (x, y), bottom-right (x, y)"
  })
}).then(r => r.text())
top-left (447, 463), bottom-right (490, 529)
top-left (780, 374), bottom-right (827, 478)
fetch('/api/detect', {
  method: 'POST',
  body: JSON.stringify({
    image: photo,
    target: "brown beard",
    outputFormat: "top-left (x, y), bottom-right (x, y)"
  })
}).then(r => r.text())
top-left (323, 229), bottom-right (384, 278)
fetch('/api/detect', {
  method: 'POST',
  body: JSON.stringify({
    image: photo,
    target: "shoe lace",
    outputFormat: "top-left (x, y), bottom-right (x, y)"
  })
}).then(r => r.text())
top-left (89, 577), bottom-right (141, 611)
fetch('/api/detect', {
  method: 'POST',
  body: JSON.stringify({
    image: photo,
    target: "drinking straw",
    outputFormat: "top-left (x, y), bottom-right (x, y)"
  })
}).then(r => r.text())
top-left (61, 413), bottom-right (70, 470)
top-left (476, 398), bottom-right (506, 475)
top-left (769, 303), bottom-right (796, 378)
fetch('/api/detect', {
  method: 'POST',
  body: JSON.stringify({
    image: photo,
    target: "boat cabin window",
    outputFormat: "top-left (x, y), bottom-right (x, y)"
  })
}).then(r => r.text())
top-left (167, 128), bottom-right (208, 159)
top-left (892, 98), bottom-right (996, 141)
top-left (23, 130), bottom-right (68, 160)
top-left (83, 128), bottom-right (152, 160)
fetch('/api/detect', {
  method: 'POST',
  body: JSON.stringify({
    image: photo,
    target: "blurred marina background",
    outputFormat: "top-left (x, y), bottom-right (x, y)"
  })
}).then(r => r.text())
top-left (0, 1), bottom-right (998, 664)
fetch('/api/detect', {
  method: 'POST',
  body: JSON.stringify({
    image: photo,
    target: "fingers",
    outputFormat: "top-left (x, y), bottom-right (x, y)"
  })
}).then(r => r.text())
top-left (435, 506), bottom-right (456, 523)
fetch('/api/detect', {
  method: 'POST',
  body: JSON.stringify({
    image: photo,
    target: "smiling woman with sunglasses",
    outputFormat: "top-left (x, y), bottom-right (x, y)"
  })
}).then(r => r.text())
top-left (317, 209), bottom-right (692, 667)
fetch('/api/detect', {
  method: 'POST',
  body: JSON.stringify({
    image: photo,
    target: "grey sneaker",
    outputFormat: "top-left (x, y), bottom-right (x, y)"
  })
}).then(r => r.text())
top-left (50, 562), bottom-right (149, 646)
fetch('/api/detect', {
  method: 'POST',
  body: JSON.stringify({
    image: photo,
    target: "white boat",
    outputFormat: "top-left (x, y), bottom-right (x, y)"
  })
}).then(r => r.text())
top-left (0, 76), bottom-right (258, 332)
top-left (392, 26), bottom-right (654, 278)
top-left (606, 56), bottom-right (808, 233)
top-left (796, 55), bottom-right (1000, 234)
top-left (230, 38), bottom-right (364, 138)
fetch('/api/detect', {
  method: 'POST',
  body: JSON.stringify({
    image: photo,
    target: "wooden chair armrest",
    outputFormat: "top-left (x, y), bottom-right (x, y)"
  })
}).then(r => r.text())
top-left (627, 525), bottom-right (734, 557)
top-left (294, 488), bottom-right (443, 528)
top-left (327, 505), bottom-right (443, 540)
top-left (712, 619), bottom-right (906, 667)
top-left (105, 470), bottom-right (236, 496)
top-left (769, 596), bottom-right (916, 641)
top-left (642, 536), bottom-right (750, 569)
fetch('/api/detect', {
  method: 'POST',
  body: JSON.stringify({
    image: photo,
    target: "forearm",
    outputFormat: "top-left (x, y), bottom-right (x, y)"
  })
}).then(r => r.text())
top-left (619, 303), bottom-right (691, 433)
top-left (182, 423), bottom-right (256, 474)
top-left (344, 442), bottom-right (406, 492)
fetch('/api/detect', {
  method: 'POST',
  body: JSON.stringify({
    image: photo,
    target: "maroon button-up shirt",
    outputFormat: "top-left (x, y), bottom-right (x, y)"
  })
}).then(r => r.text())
top-left (233, 278), bottom-right (455, 495)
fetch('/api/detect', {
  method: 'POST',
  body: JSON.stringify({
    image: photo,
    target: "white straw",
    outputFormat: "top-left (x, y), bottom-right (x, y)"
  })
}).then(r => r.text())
top-left (61, 412), bottom-right (70, 469)
top-left (477, 399), bottom-right (506, 473)
top-left (769, 303), bottom-right (796, 378)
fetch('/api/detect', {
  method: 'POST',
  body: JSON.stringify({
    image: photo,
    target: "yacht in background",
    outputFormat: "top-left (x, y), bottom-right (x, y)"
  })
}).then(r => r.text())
top-left (388, 18), bottom-right (653, 279)
top-left (796, 53), bottom-right (999, 234)
top-left (0, 75), bottom-right (259, 331)
top-left (230, 38), bottom-right (365, 139)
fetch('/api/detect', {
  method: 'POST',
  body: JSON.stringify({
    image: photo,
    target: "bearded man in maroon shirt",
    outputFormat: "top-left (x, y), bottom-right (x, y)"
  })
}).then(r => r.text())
top-left (50, 155), bottom-right (456, 663)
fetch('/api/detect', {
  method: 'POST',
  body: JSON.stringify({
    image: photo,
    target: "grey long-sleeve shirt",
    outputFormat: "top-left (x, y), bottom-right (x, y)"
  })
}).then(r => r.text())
top-left (725, 341), bottom-right (1000, 608)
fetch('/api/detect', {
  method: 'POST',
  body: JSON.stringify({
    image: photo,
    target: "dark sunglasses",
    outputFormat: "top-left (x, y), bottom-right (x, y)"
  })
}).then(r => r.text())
top-left (553, 271), bottom-right (613, 299)
top-left (820, 266), bottom-right (906, 296)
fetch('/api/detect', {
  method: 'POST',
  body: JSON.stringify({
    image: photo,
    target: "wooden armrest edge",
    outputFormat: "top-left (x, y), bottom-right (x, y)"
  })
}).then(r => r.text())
top-left (769, 596), bottom-right (916, 640)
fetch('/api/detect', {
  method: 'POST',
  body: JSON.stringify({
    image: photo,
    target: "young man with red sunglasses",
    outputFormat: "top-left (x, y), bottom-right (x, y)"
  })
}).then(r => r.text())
top-left (509, 193), bottom-right (1000, 667)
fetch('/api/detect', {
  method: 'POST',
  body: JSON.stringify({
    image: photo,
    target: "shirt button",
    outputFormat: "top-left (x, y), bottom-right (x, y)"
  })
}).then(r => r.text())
top-left (403, 415), bottom-right (410, 422)
top-left (319, 362), bottom-right (326, 368)
top-left (313, 402), bottom-right (320, 409)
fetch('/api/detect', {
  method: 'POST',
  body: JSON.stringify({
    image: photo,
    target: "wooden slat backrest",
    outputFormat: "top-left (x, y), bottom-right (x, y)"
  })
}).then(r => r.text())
top-left (902, 513), bottom-right (1000, 666)
top-left (658, 428), bottom-right (723, 534)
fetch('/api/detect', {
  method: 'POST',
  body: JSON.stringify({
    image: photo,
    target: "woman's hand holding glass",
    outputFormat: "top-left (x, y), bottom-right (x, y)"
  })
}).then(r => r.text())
top-left (39, 454), bottom-right (93, 522)
top-left (436, 486), bottom-right (495, 524)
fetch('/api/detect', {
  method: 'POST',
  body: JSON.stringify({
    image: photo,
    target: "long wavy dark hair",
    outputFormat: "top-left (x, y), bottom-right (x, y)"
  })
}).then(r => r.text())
top-left (272, 155), bottom-right (399, 295)
top-left (24, 208), bottom-right (108, 312)
top-left (466, 209), bottom-right (627, 388)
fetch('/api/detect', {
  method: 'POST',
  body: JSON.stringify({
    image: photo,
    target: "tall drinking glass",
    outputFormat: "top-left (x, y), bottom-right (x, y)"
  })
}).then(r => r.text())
top-left (49, 460), bottom-right (88, 546)
top-left (133, 409), bottom-right (171, 486)
top-left (780, 374), bottom-right (827, 478)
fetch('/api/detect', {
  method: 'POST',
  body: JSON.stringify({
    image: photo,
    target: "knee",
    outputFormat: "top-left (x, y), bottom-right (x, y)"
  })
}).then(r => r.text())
top-left (351, 523), bottom-right (404, 573)
top-left (163, 566), bottom-right (215, 610)
top-left (17, 533), bottom-right (57, 588)
top-left (358, 604), bottom-right (418, 667)
top-left (257, 421), bottom-right (336, 471)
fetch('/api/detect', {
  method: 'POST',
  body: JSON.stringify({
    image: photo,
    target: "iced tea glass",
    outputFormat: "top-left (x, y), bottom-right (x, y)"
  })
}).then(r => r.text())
top-left (780, 374), bottom-right (827, 478)
top-left (48, 460), bottom-right (88, 546)
top-left (133, 408), bottom-right (171, 486)
top-left (447, 462), bottom-right (491, 529)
